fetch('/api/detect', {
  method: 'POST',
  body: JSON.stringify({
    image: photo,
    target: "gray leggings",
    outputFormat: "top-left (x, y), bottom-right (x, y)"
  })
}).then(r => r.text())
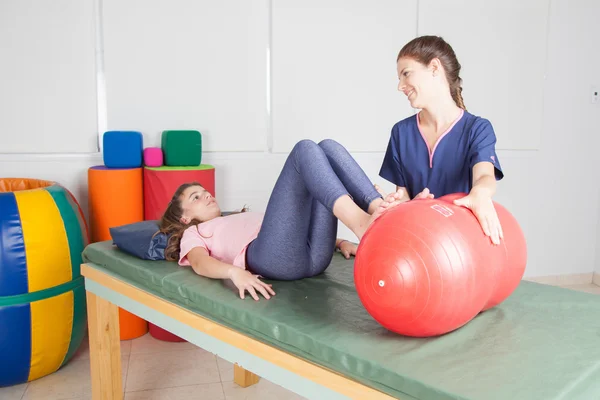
top-left (246, 139), bottom-right (381, 280)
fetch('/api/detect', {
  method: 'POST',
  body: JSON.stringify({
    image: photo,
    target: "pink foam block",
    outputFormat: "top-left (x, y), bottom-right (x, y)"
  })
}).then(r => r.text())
top-left (143, 147), bottom-right (163, 167)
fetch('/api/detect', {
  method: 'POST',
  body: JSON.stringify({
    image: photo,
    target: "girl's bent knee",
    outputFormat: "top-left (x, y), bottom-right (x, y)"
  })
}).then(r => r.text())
top-left (318, 138), bottom-right (341, 150)
top-left (293, 139), bottom-right (318, 152)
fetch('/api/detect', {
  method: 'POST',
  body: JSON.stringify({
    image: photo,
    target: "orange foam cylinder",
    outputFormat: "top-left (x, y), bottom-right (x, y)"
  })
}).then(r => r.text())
top-left (88, 166), bottom-right (144, 242)
top-left (88, 165), bottom-right (149, 340)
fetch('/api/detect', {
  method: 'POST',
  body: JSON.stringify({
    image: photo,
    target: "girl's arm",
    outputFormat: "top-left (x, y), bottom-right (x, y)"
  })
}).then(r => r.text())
top-left (187, 246), bottom-right (236, 279)
top-left (335, 238), bottom-right (348, 249)
top-left (186, 247), bottom-right (275, 300)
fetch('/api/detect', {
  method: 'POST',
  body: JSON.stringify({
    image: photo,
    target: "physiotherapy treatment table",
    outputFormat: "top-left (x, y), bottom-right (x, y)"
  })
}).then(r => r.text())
top-left (81, 241), bottom-right (600, 399)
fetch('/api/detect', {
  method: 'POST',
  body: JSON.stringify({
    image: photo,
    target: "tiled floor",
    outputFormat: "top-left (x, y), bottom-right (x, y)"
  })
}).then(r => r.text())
top-left (2, 283), bottom-right (599, 400)
top-left (558, 283), bottom-right (600, 295)
top-left (0, 331), bottom-right (306, 400)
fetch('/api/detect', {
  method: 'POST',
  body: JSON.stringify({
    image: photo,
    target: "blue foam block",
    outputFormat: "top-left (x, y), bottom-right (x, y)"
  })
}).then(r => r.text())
top-left (103, 131), bottom-right (143, 168)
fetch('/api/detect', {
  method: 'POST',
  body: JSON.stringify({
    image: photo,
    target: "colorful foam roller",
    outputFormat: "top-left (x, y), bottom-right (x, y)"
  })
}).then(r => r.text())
top-left (0, 178), bottom-right (89, 386)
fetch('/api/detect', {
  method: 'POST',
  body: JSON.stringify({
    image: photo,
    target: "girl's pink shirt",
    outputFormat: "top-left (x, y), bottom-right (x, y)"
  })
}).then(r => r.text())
top-left (178, 212), bottom-right (264, 269)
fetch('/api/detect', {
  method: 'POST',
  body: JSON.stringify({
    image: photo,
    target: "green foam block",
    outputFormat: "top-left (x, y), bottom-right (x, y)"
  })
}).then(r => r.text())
top-left (161, 130), bottom-right (202, 166)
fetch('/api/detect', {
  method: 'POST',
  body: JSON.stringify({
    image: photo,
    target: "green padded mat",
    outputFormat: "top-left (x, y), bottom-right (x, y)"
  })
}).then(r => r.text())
top-left (82, 241), bottom-right (600, 400)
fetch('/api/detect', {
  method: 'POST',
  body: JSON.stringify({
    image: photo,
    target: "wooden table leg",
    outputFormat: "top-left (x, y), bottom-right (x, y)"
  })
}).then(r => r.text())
top-left (234, 364), bottom-right (260, 388)
top-left (86, 291), bottom-right (123, 400)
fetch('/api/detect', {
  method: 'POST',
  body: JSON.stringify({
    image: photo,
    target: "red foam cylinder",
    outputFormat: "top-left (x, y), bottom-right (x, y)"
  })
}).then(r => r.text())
top-left (148, 323), bottom-right (186, 342)
top-left (143, 165), bottom-right (216, 221)
top-left (354, 194), bottom-right (526, 337)
top-left (143, 165), bottom-right (216, 342)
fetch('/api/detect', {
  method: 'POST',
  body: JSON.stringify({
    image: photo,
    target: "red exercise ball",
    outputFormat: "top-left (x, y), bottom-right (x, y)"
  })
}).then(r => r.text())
top-left (354, 194), bottom-right (526, 337)
top-left (438, 194), bottom-right (527, 311)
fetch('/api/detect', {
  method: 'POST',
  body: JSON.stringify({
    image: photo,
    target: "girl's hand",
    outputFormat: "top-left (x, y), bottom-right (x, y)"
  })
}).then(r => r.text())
top-left (338, 240), bottom-right (358, 259)
top-left (228, 268), bottom-right (276, 301)
top-left (453, 190), bottom-right (503, 245)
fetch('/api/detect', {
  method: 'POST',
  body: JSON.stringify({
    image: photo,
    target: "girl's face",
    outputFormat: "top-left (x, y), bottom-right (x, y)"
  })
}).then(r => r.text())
top-left (179, 185), bottom-right (221, 224)
top-left (396, 57), bottom-right (440, 110)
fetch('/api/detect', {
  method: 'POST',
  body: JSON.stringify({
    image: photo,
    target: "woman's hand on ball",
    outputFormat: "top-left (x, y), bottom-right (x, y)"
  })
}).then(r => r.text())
top-left (374, 184), bottom-right (407, 204)
top-left (413, 188), bottom-right (435, 200)
top-left (453, 191), bottom-right (503, 245)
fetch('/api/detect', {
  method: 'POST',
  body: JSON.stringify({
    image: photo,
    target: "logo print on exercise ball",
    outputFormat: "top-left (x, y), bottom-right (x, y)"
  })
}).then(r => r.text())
top-left (430, 204), bottom-right (454, 217)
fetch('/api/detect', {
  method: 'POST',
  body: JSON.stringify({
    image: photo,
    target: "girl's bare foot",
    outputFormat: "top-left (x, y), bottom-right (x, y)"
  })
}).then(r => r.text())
top-left (356, 198), bottom-right (404, 239)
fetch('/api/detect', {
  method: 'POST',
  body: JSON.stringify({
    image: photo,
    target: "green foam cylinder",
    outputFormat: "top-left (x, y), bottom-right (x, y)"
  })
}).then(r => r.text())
top-left (161, 130), bottom-right (202, 166)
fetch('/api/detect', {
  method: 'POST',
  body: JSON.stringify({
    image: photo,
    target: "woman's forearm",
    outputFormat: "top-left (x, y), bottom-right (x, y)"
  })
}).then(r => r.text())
top-left (471, 174), bottom-right (496, 198)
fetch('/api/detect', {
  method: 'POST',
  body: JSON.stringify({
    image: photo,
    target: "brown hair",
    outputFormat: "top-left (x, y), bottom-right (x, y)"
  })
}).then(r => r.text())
top-left (158, 181), bottom-right (248, 262)
top-left (397, 35), bottom-right (466, 110)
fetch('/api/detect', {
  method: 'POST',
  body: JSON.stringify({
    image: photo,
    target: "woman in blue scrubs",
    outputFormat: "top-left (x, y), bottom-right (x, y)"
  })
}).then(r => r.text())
top-left (378, 35), bottom-right (505, 245)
